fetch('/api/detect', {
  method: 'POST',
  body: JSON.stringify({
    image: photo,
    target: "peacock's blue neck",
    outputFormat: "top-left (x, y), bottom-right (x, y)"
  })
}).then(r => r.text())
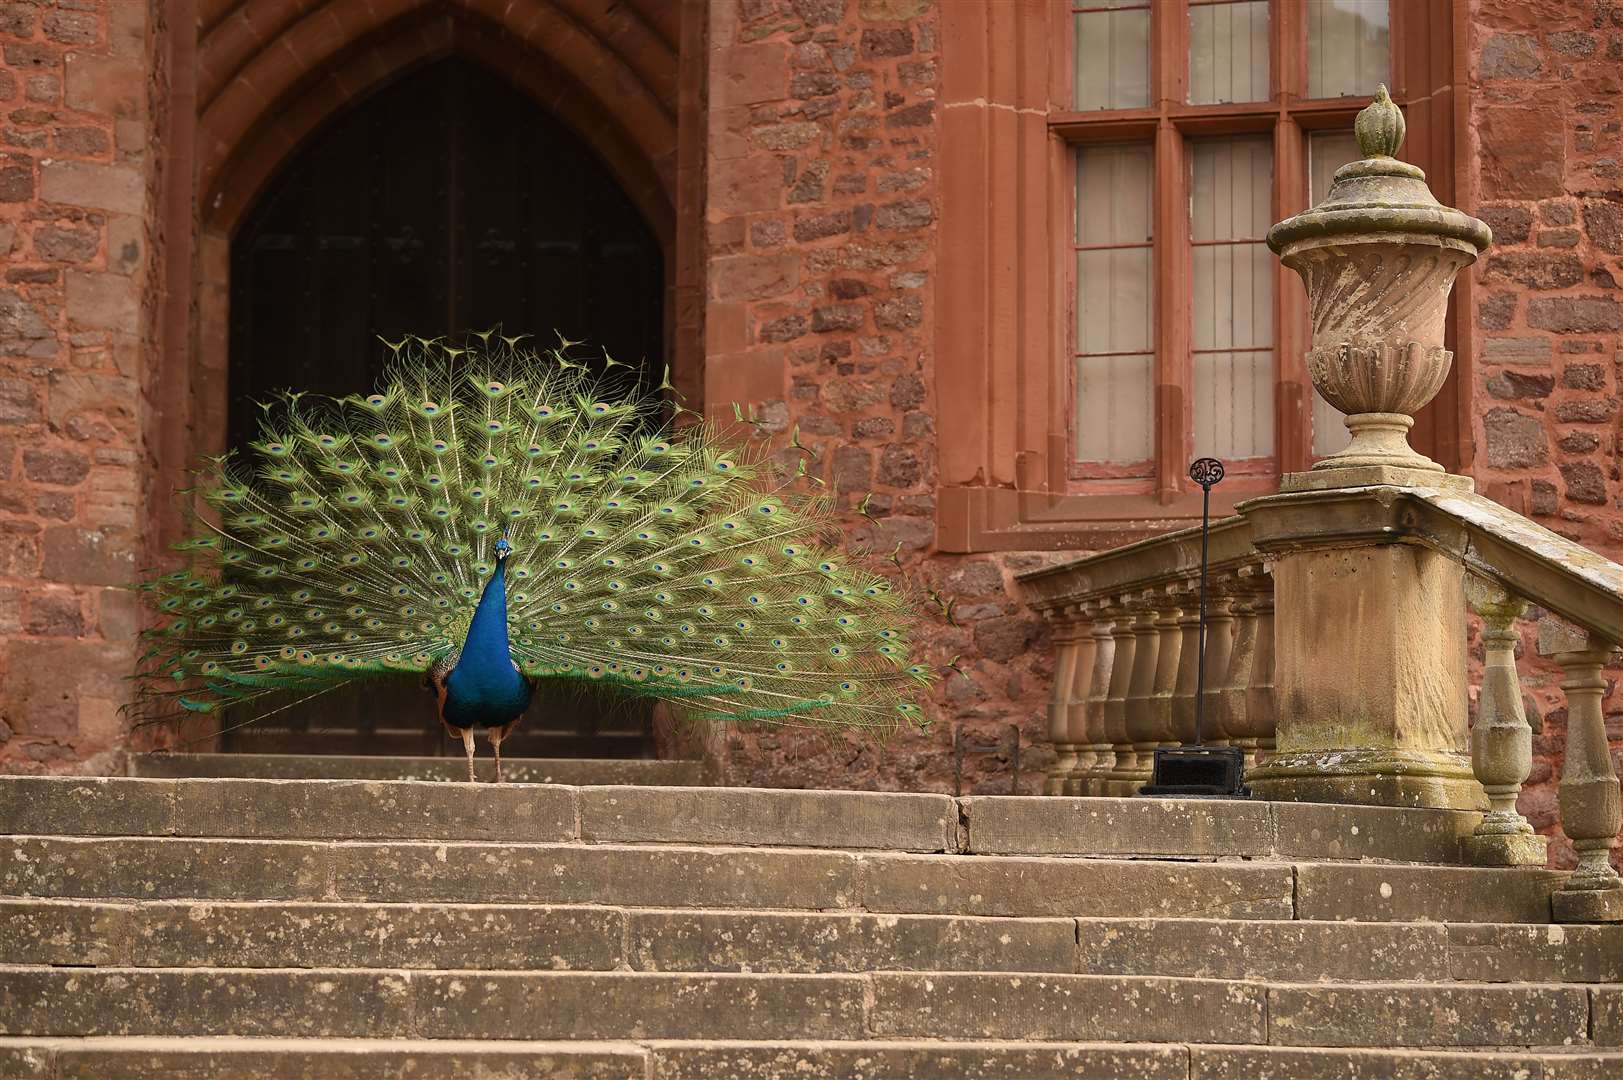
top-left (443, 556), bottom-right (532, 728)
top-left (451, 558), bottom-right (520, 687)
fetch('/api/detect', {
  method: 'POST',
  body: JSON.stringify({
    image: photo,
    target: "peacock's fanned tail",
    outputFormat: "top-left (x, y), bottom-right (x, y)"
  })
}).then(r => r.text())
top-left (136, 334), bottom-right (934, 736)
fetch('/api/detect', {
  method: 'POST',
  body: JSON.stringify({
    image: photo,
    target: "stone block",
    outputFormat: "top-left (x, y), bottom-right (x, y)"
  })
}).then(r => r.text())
top-left (0, 1046), bottom-right (49, 1078)
top-left (0, 968), bottom-right (415, 1037)
top-left (1076, 918), bottom-right (1442, 983)
top-left (868, 972), bottom-right (1266, 1042)
top-left (1271, 803), bottom-right (1480, 864)
top-left (0, 899), bottom-right (132, 965)
top-left (1446, 924), bottom-right (1623, 983)
top-left (412, 972), bottom-right (866, 1040)
top-left (959, 795), bottom-right (1272, 857)
top-left (325, 842), bottom-right (861, 908)
top-left (627, 910), bottom-right (1076, 974)
top-left (169, 778), bottom-right (577, 842)
top-left (1190, 1047), bottom-right (1559, 1079)
top-left (41, 525), bottom-right (138, 585)
top-left (578, 786), bottom-right (954, 851)
top-left (712, 42), bottom-right (792, 107)
top-left (1266, 982), bottom-right (1588, 1047)
top-left (1553, 885), bottom-right (1623, 924)
top-left (0, 837), bottom-right (333, 901)
top-left (653, 1043), bottom-right (1188, 1079)
top-left (133, 902), bottom-right (623, 970)
top-left (859, 854), bottom-right (1293, 919)
top-left (0, 777), bottom-right (175, 836)
top-left (1596, 987), bottom-right (1623, 1045)
top-left (64, 54), bottom-right (146, 117)
top-left (65, 271), bottom-right (139, 330)
top-left (38, 160), bottom-right (144, 214)
top-left (50, 1041), bottom-right (649, 1080)
top-left (1295, 864), bottom-right (1560, 923)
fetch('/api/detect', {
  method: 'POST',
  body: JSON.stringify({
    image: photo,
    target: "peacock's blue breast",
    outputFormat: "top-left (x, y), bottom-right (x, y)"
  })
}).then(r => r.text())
top-left (443, 660), bottom-right (533, 729)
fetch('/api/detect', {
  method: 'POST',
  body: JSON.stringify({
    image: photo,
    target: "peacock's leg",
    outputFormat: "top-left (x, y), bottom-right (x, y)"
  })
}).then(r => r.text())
top-left (488, 720), bottom-right (518, 784)
top-left (459, 727), bottom-right (477, 782)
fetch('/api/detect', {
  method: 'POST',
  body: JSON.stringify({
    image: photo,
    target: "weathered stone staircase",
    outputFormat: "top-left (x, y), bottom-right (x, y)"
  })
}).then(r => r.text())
top-left (1, 768), bottom-right (1620, 1078)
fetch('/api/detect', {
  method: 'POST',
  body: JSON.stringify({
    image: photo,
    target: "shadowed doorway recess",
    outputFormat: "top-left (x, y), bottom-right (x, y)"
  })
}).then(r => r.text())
top-left (225, 57), bottom-right (664, 759)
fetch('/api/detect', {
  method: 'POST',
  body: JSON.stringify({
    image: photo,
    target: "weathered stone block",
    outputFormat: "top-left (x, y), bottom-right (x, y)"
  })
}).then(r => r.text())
top-left (412, 971), bottom-right (866, 1040)
top-left (170, 778), bottom-right (577, 842)
top-left (868, 972), bottom-right (1266, 1042)
top-left (1295, 864), bottom-right (1560, 923)
top-left (326, 842), bottom-right (861, 908)
top-left (1270, 803), bottom-right (1480, 864)
top-left (628, 909), bottom-right (1076, 973)
top-left (1076, 918), bottom-right (1442, 983)
top-left (1446, 923), bottom-right (1623, 983)
top-left (0, 837), bottom-right (332, 901)
top-left (38, 160), bottom-right (144, 214)
top-left (859, 854), bottom-right (1293, 918)
top-left (0, 777), bottom-right (175, 836)
top-left (133, 901), bottom-right (623, 970)
top-left (1189, 1047), bottom-right (1559, 1080)
top-left (654, 1043), bottom-right (1187, 1079)
top-left (51, 1042), bottom-right (648, 1080)
top-left (577, 786), bottom-right (954, 851)
top-left (0, 968), bottom-right (415, 1037)
top-left (0, 898), bottom-right (132, 965)
top-left (1267, 982), bottom-right (1588, 1047)
top-left (959, 795), bottom-right (1272, 857)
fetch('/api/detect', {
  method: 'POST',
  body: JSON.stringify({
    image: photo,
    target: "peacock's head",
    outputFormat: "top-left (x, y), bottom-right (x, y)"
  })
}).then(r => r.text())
top-left (494, 537), bottom-right (513, 561)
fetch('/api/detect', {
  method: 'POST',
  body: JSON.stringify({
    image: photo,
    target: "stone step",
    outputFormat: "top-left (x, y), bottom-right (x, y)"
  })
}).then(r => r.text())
top-left (0, 968), bottom-right (1611, 1048)
top-left (1, 1039), bottom-right (1618, 1080)
top-left (0, 836), bottom-right (1297, 917)
top-left (7, 897), bottom-right (1617, 982)
top-left (0, 835), bottom-right (1562, 921)
top-left (1, 776), bottom-right (1492, 864)
top-left (128, 752), bottom-right (707, 786)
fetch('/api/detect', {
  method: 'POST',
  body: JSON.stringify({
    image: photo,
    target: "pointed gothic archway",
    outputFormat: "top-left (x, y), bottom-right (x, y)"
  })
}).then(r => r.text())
top-left (154, 1), bottom-right (710, 757)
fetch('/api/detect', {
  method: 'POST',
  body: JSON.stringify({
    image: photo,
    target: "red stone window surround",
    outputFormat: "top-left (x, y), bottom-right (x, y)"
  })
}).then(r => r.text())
top-left (934, 0), bottom-right (1472, 553)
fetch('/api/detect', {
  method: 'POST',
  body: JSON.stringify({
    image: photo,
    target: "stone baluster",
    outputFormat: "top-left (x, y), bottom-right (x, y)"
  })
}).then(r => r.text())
top-left (1460, 578), bottom-right (1546, 866)
top-left (1044, 610), bottom-right (1085, 796)
top-left (1227, 564), bottom-right (1275, 767)
top-left (1122, 592), bottom-right (1163, 788)
top-left (1196, 591), bottom-right (1236, 745)
top-left (1539, 618), bottom-right (1623, 923)
top-left (1061, 603), bottom-right (1100, 794)
top-left (1170, 581), bottom-right (1203, 745)
top-left (1072, 602), bottom-right (1117, 796)
top-left (1147, 585), bottom-right (1185, 751)
top-left (1218, 582), bottom-right (1258, 750)
top-left (1101, 596), bottom-right (1139, 795)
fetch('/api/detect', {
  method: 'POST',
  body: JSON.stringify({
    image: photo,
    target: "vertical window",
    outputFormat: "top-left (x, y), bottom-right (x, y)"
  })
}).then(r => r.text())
top-left (1073, 2), bottom-right (1151, 110)
top-left (1075, 145), bottom-right (1155, 466)
top-left (1307, 0), bottom-right (1391, 99)
top-left (1191, 136), bottom-right (1274, 460)
top-left (1189, 0), bottom-right (1269, 104)
top-left (1061, 0), bottom-right (1393, 488)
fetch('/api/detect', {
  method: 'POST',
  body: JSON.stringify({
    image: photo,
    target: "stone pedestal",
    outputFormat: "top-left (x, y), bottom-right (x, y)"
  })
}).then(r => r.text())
top-left (1244, 500), bottom-right (1481, 810)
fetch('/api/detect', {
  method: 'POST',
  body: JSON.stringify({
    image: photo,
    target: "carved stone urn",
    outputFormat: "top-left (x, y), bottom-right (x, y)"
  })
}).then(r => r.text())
top-left (1266, 86), bottom-right (1491, 489)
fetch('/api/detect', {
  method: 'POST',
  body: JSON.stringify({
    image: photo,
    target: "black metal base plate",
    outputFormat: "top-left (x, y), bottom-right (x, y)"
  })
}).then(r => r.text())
top-left (1139, 746), bottom-right (1250, 798)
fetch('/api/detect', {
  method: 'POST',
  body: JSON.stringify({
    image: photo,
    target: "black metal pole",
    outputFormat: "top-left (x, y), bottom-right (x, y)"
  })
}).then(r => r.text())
top-left (1193, 481), bottom-right (1211, 746)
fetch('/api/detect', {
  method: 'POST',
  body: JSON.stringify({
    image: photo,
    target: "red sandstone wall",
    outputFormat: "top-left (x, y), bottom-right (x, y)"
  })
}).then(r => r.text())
top-left (0, 0), bottom-right (155, 773)
top-left (701, 0), bottom-right (1058, 792)
top-left (1467, 0), bottom-right (1623, 869)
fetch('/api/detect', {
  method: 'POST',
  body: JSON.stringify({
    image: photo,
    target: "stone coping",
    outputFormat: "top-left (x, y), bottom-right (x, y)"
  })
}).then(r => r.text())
top-left (127, 752), bottom-right (706, 786)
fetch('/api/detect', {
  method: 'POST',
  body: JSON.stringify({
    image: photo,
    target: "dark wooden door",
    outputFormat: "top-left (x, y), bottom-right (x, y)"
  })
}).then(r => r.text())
top-left (225, 58), bottom-right (664, 759)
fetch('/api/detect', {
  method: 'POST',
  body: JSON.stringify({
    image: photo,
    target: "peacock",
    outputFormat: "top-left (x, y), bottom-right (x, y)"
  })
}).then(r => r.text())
top-left (136, 333), bottom-right (933, 780)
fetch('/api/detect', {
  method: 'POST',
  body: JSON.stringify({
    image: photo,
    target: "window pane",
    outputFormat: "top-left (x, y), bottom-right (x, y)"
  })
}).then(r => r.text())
top-left (1074, 3), bottom-right (1151, 110)
top-left (1189, 0), bottom-right (1269, 105)
top-left (1075, 144), bottom-right (1154, 465)
top-left (1308, 130), bottom-right (1361, 456)
top-left (1190, 135), bottom-right (1274, 460)
top-left (1307, 0), bottom-right (1390, 99)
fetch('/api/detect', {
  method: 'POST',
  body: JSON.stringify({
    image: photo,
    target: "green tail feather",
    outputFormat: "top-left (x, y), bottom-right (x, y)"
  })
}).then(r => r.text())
top-left (136, 334), bottom-right (935, 736)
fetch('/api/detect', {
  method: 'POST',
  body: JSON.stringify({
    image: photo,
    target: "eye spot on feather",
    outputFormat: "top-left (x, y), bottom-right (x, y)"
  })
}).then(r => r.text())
top-left (486, 421), bottom-right (503, 433)
top-left (421, 401), bottom-right (440, 415)
top-left (373, 434), bottom-right (394, 448)
top-left (366, 394), bottom-right (387, 408)
top-left (432, 441), bottom-right (449, 454)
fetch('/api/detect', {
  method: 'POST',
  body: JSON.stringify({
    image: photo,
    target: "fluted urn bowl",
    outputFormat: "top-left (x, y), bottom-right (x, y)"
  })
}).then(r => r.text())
top-left (1267, 87), bottom-right (1490, 475)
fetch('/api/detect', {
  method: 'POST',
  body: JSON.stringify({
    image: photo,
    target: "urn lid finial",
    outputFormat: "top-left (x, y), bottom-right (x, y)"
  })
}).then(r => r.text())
top-left (1355, 84), bottom-right (1405, 159)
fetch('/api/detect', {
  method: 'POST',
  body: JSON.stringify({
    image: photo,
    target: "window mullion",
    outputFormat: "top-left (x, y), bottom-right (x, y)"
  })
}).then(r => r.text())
top-left (1153, 119), bottom-right (1190, 503)
top-left (1273, 115), bottom-right (1310, 474)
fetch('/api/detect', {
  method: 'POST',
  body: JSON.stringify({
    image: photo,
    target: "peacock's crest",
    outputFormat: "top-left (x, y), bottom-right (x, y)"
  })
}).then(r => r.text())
top-left (137, 335), bottom-right (934, 737)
